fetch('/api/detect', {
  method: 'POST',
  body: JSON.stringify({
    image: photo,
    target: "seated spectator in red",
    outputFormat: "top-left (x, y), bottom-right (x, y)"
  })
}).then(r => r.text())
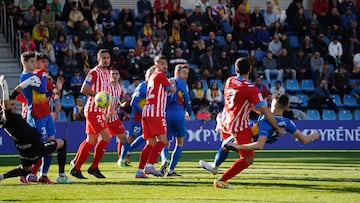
top-left (21, 32), bottom-right (37, 53)
top-left (116, 6), bottom-right (136, 37)
top-left (196, 105), bottom-right (212, 122)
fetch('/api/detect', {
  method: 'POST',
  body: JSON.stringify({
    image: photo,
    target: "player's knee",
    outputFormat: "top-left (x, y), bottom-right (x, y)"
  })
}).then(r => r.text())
top-left (176, 137), bottom-right (184, 146)
top-left (56, 138), bottom-right (67, 151)
top-left (244, 156), bottom-right (254, 165)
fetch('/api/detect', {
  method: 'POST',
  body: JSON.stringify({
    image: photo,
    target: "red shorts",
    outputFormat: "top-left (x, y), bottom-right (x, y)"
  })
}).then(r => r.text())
top-left (85, 112), bottom-right (108, 134)
top-left (221, 132), bottom-right (232, 140)
top-left (108, 118), bottom-right (125, 135)
top-left (234, 128), bottom-right (254, 157)
top-left (142, 117), bottom-right (167, 139)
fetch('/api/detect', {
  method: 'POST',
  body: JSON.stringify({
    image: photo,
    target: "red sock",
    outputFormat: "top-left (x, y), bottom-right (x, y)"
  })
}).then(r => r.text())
top-left (147, 141), bottom-right (166, 165)
top-left (221, 158), bottom-right (250, 182)
top-left (73, 140), bottom-right (87, 163)
top-left (31, 159), bottom-right (42, 175)
top-left (91, 140), bottom-right (108, 169)
top-left (117, 141), bottom-right (122, 158)
top-left (74, 142), bottom-right (93, 170)
top-left (138, 144), bottom-right (153, 169)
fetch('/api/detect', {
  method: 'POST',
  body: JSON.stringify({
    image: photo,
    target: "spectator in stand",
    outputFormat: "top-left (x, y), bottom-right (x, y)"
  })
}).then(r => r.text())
top-left (249, 50), bottom-right (260, 77)
top-left (310, 51), bottom-right (325, 80)
top-left (277, 48), bottom-right (296, 80)
top-left (300, 35), bottom-right (314, 56)
top-left (188, 5), bottom-right (205, 25)
top-left (350, 82), bottom-right (360, 103)
top-left (49, 21), bottom-right (67, 44)
top-left (134, 39), bottom-right (146, 58)
top-left (200, 47), bottom-right (221, 81)
top-left (290, 7), bottom-right (307, 39)
top-left (116, 6), bottom-right (136, 37)
top-left (98, 8), bottom-right (115, 36)
top-left (308, 79), bottom-right (337, 110)
top-left (18, 0), bottom-right (31, 14)
top-left (153, 0), bottom-right (168, 13)
top-left (223, 33), bottom-right (237, 62)
top-left (313, 32), bottom-right (328, 57)
top-left (205, 31), bottom-right (222, 55)
top-left (163, 36), bottom-right (179, 60)
top-left (342, 35), bottom-right (360, 68)
top-left (54, 34), bottom-right (68, 67)
top-left (270, 80), bottom-right (285, 95)
top-left (306, 19), bottom-right (321, 41)
top-left (90, 5), bottom-right (100, 29)
top-left (232, 20), bottom-right (247, 50)
top-left (263, 2), bottom-right (278, 28)
top-left (195, 0), bottom-right (210, 13)
top-left (218, 50), bottom-right (232, 81)
top-left (126, 77), bottom-right (140, 95)
top-left (279, 33), bottom-right (292, 56)
top-left (196, 105), bottom-right (212, 122)
top-left (254, 76), bottom-right (269, 100)
top-left (203, 6), bottom-right (219, 35)
top-left (138, 20), bottom-right (154, 47)
top-left (256, 24), bottom-right (271, 51)
top-left (212, 0), bottom-right (231, 30)
top-left (326, 7), bottom-right (342, 37)
top-left (63, 49), bottom-right (78, 78)
top-left (328, 36), bottom-right (343, 67)
top-left (339, 0), bottom-right (355, 14)
top-left (125, 49), bottom-right (141, 79)
top-left (171, 6), bottom-right (187, 22)
top-left (62, 0), bottom-right (75, 22)
top-left (34, 0), bottom-right (47, 12)
top-left (78, 49), bottom-right (93, 74)
top-left (21, 32), bottom-right (37, 53)
top-left (341, 7), bottom-right (356, 30)
top-left (191, 80), bottom-right (208, 114)
top-left (39, 36), bottom-right (56, 64)
top-left (286, 0), bottom-right (303, 23)
top-left (68, 34), bottom-right (83, 57)
top-left (78, 19), bottom-right (98, 50)
top-left (70, 69), bottom-right (84, 99)
top-left (72, 98), bottom-right (85, 121)
top-left (312, 0), bottom-right (329, 27)
top-left (353, 49), bottom-right (360, 76)
top-left (92, 0), bottom-right (113, 13)
top-left (32, 21), bottom-right (49, 48)
top-left (268, 34), bottom-right (282, 57)
top-left (137, 0), bottom-right (153, 21)
top-left (233, 4), bottom-right (250, 29)
top-left (148, 37), bottom-right (163, 59)
top-left (262, 51), bottom-right (281, 82)
top-left (102, 34), bottom-right (116, 51)
top-left (78, 0), bottom-right (92, 21)
top-left (269, 20), bottom-right (284, 38)
top-left (250, 6), bottom-right (265, 31)
top-left (154, 20), bottom-right (168, 44)
top-left (167, 0), bottom-right (181, 14)
top-left (333, 64), bottom-right (351, 98)
top-left (168, 19), bottom-right (186, 49)
top-left (169, 48), bottom-right (188, 74)
top-left (292, 49), bottom-right (311, 80)
top-left (137, 50), bottom-right (155, 76)
top-left (344, 20), bottom-right (360, 41)
top-left (329, 0), bottom-right (340, 10)
top-left (315, 61), bottom-right (335, 87)
top-left (41, 4), bottom-right (56, 29)
top-left (206, 81), bottom-right (223, 116)
top-left (67, 5), bottom-right (84, 34)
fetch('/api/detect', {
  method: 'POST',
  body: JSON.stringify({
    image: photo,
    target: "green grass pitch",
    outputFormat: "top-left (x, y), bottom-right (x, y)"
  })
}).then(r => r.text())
top-left (0, 150), bottom-right (359, 203)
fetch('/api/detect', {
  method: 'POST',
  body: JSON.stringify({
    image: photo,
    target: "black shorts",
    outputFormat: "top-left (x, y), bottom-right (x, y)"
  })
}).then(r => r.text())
top-left (18, 140), bottom-right (57, 167)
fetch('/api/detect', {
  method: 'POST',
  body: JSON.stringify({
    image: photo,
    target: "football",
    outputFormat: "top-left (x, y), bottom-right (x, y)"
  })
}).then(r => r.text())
top-left (94, 91), bottom-right (112, 108)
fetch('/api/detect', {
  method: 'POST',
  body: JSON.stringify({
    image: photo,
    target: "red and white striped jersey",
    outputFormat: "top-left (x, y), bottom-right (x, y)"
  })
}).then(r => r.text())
top-left (221, 76), bottom-right (265, 134)
top-left (83, 66), bottom-right (111, 113)
top-left (106, 82), bottom-right (124, 122)
top-left (142, 70), bottom-right (171, 118)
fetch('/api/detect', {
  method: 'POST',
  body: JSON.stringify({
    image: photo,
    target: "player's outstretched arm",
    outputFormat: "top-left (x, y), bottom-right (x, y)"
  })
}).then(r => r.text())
top-left (226, 136), bottom-right (268, 150)
top-left (258, 105), bottom-right (285, 135)
top-left (292, 130), bottom-right (320, 144)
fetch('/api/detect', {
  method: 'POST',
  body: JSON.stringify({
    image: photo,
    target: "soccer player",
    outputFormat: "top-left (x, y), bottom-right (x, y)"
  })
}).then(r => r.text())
top-left (159, 64), bottom-right (192, 176)
top-left (118, 67), bottom-right (156, 167)
top-left (106, 67), bottom-right (127, 165)
top-left (70, 49), bottom-right (112, 179)
top-left (0, 75), bottom-right (70, 183)
top-left (208, 58), bottom-right (285, 188)
top-left (225, 94), bottom-right (320, 152)
top-left (135, 55), bottom-right (176, 178)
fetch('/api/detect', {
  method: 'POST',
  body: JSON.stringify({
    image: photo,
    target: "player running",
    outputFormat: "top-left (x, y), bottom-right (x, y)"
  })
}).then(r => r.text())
top-left (70, 49), bottom-right (111, 179)
top-left (118, 67), bottom-right (156, 167)
top-left (135, 55), bottom-right (176, 178)
top-left (159, 64), bottom-right (192, 176)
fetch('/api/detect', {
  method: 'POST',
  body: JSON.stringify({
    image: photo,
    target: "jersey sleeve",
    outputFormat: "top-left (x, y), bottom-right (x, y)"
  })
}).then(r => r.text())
top-left (83, 70), bottom-right (97, 87)
top-left (158, 72), bottom-right (172, 90)
top-left (285, 118), bottom-right (297, 134)
top-left (248, 86), bottom-right (266, 108)
top-left (257, 119), bottom-right (275, 138)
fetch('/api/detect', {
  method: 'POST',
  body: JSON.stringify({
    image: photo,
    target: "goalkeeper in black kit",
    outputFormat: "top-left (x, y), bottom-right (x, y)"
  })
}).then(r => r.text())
top-left (0, 75), bottom-right (71, 183)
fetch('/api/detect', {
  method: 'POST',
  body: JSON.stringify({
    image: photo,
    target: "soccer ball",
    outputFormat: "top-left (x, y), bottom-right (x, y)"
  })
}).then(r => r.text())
top-left (94, 91), bottom-right (112, 108)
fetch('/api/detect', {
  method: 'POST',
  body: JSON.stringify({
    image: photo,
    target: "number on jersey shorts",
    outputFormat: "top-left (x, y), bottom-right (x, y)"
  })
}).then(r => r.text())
top-left (142, 117), bottom-right (167, 139)
top-left (34, 114), bottom-right (56, 142)
top-left (129, 121), bottom-right (143, 138)
top-left (85, 112), bottom-right (108, 134)
top-left (108, 118), bottom-right (125, 135)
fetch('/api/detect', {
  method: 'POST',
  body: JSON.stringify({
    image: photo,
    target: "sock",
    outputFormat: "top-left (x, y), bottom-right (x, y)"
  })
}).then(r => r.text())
top-left (31, 159), bottom-right (42, 175)
top-left (138, 144), bottom-right (153, 170)
top-left (161, 145), bottom-right (169, 163)
top-left (117, 141), bottom-right (122, 159)
top-left (214, 148), bottom-right (229, 167)
top-left (147, 141), bottom-right (166, 165)
top-left (74, 142), bottom-right (93, 170)
top-left (41, 155), bottom-right (53, 176)
top-left (57, 139), bottom-right (67, 174)
top-left (221, 158), bottom-right (250, 182)
top-left (129, 135), bottom-right (145, 151)
top-left (91, 140), bottom-right (109, 169)
top-left (3, 168), bottom-right (30, 179)
top-left (169, 145), bottom-right (183, 171)
top-left (120, 141), bottom-right (130, 161)
top-left (73, 140), bottom-right (87, 163)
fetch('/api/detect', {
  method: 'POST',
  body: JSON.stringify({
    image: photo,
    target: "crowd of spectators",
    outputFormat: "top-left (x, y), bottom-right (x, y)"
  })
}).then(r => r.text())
top-left (4, 0), bottom-right (360, 120)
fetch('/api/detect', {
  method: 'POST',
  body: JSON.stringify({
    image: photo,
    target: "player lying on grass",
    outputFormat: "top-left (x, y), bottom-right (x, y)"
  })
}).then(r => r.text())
top-left (0, 75), bottom-right (71, 183)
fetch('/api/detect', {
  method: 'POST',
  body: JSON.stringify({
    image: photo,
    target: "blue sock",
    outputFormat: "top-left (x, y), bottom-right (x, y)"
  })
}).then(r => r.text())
top-left (120, 141), bottom-right (130, 161)
top-left (161, 146), bottom-right (169, 163)
top-left (129, 135), bottom-right (145, 151)
top-left (214, 147), bottom-right (229, 167)
top-left (169, 145), bottom-right (183, 171)
top-left (41, 154), bottom-right (53, 176)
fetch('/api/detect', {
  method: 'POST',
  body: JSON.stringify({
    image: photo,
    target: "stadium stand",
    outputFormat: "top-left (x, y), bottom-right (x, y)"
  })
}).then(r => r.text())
top-left (322, 109), bottom-right (336, 120)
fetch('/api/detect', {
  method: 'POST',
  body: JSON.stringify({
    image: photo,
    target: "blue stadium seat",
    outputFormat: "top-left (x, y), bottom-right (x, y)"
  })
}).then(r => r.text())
top-left (255, 50), bottom-right (265, 62)
top-left (289, 36), bottom-right (300, 49)
top-left (113, 8), bottom-right (120, 21)
top-left (57, 110), bottom-right (67, 122)
top-left (307, 109), bottom-right (320, 120)
top-left (48, 63), bottom-right (59, 77)
top-left (285, 79), bottom-right (300, 93)
top-left (123, 36), bottom-right (136, 48)
top-left (296, 94), bottom-right (309, 109)
top-left (231, 64), bottom-right (235, 75)
top-left (349, 79), bottom-right (360, 86)
top-left (330, 94), bottom-right (343, 108)
top-left (322, 109), bottom-right (336, 120)
top-left (301, 79), bottom-right (315, 93)
top-left (61, 95), bottom-right (76, 109)
top-left (323, 36), bottom-right (330, 45)
top-left (237, 49), bottom-right (249, 57)
top-left (122, 79), bottom-right (130, 89)
top-left (190, 111), bottom-right (196, 120)
top-left (210, 79), bottom-right (224, 91)
top-left (354, 110), bottom-right (360, 120)
top-left (338, 110), bottom-right (353, 120)
top-left (201, 36), bottom-right (209, 41)
top-left (215, 36), bottom-right (225, 45)
top-left (112, 35), bottom-right (122, 47)
top-left (200, 79), bottom-right (208, 91)
top-left (222, 21), bottom-right (232, 33)
top-left (270, 79), bottom-right (278, 88)
top-left (190, 64), bottom-right (200, 73)
top-left (343, 94), bottom-right (359, 108)
top-left (78, 94), bottom-right (88, 105)
top-left (262, 79), bottom-right (269, 88)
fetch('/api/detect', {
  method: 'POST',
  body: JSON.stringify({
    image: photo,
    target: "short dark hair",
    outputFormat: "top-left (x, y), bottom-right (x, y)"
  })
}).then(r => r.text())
top-left (235, 57), bottom-right (251, 75)
top-left (273, 94), bottom-right (289, 109)
top-left (21, 52), bottom-right (35, 62)
top-left (97, 49), bottom-right (110, 58)
top-left (35, 52), bottom-right (49, 61)
top-left (109, 66), bottom-right (119, 72)
top-left (154, 54), bottom-right (167, 63)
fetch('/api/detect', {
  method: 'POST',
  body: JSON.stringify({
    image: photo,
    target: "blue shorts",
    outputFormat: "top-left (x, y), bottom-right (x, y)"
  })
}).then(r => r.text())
top-left (129, 120), bottom-right (142, 138)
top-left (34, 114), bottom-right (56, 142)
top-left (166, 110), bottom-right (186, 141)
